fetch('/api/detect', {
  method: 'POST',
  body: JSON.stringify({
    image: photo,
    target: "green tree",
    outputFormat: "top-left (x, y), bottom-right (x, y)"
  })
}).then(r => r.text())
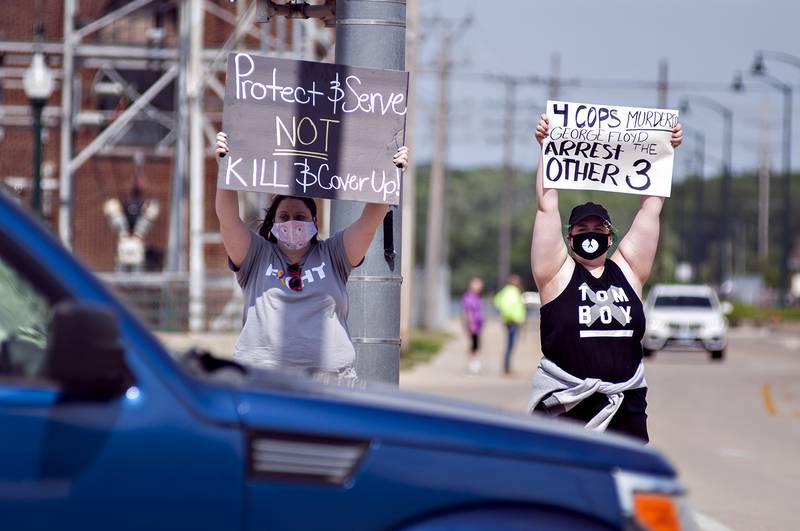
top-left (413, 163), bottom-right (800, 296)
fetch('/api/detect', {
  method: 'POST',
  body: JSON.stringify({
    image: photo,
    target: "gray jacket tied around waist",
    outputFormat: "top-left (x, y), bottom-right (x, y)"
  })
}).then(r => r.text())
top-left (527, 357), bottom-right (647, 432)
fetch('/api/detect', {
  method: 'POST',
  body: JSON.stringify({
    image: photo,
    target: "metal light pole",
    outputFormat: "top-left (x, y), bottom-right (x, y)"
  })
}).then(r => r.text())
top-left (679, 96), bottom-right (733, 285)
top-left (749, 59), bottom-right (793, 307)
top-left (399, 0), bottom-right (419, 350)
top-left (498, 79), bottom-right (518, 288)
top-left (188, 0), bottom-right (206, 332)
top-left (23, 49), bottom-right (54, 215)
top-left (332, 0), bottom-right (407, 383)
top-left (681, 128), bottom-right (705, 276)
top-left (59, 0), bottom-right (76, 248)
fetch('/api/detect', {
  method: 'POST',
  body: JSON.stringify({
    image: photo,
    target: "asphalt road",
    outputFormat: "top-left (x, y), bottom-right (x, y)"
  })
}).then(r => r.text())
top-left (401, 321), bottom-right (800, 531)
top-left (645, 328), bottom-right (800, 531)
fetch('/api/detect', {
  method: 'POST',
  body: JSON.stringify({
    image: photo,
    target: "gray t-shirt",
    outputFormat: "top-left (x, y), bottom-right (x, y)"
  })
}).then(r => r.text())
top-left (230, 230), bottom-right (356, 374)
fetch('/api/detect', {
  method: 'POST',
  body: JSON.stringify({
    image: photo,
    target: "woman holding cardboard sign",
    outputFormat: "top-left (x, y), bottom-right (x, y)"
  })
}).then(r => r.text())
top-left (527, 114), bottom-right (682, 442)
top-left (215, 131), bottom-right (408, 379)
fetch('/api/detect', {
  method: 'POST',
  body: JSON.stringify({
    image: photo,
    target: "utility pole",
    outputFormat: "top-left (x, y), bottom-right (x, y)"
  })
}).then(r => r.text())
top-left (421, 15), bottom-right (470, 331)
top-left (720, 108), bottom-right (733, 285)
top-left (758, 101), bottom-right (771, 259)
top-left (497, 78), bottom-right (517, 287)
top-left (400, 0), bottom-right (419, 349)
top-left (549, 52), bottom-right (561, 100)
top-left (657, 60), bottom-right (668, 108)
top-left (735, 225), bottom-right (746, 277)
top-left (691, 131), bottom-right (705, 274)
top-left (423, 38), bottom-right (449, 331)
top-left (331, 0), bottom-right (406, 383)
top-left (188, 0), bottom-right (205, 332)
top-left (58, 0), bottom-right (76, 248)
top-left (780, 86), bottom-right (792, 306)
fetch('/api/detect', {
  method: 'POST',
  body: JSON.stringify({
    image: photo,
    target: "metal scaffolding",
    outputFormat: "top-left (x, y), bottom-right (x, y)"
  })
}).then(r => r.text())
top-left (0, 0), bottom-right (334, 331)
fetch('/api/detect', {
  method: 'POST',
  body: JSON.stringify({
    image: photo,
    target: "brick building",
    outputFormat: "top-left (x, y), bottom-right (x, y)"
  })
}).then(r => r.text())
top-left (0, 0), bottom-right (332, 273)
top-left (0, 0), bottom-right (332, 328)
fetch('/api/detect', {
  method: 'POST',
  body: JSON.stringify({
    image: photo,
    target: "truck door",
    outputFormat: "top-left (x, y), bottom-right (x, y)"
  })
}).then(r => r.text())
top-left (0, 230), bottom-right (244, 531)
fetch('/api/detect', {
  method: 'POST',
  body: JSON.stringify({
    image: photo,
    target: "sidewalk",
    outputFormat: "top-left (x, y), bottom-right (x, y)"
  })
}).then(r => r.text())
top-left (400, 318), bottom-right (544, 414)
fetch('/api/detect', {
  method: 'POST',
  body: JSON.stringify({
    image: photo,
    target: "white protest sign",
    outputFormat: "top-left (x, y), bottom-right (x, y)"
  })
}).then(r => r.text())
top-left (543, 100), bottom-right (679, 197)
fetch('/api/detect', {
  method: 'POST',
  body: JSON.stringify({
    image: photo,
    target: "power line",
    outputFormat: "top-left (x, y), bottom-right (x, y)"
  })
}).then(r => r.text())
top-left (419, 69), bottom-right (781, 94)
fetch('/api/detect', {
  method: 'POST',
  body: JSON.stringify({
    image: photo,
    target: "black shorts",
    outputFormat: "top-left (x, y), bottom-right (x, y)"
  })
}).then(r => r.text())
top-left (536, 388), bottom-right (649, 443)
top-left (470, 333), bottom-right (480, 352)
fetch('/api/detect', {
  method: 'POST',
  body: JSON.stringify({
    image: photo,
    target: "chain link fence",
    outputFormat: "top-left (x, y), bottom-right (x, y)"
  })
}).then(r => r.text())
top-left (97, 273), bottom-right (243, 332)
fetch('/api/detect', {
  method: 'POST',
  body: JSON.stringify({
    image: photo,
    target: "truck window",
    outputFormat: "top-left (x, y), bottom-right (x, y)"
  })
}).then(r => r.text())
top-left (0, 255), bottom-right (52, 380)
top-left (653, 295), bottom-right (713, 309)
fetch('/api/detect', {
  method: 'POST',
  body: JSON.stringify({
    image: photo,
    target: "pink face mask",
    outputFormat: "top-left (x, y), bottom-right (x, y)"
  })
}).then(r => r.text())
top-left (271, 220), bottom-right (318, 250)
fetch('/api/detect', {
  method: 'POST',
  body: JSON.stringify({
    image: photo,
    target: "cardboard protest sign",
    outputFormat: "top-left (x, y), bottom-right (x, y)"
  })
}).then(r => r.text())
top-left (543, 100), bottom-right (679, 197)
top-left (217, 53), bottom-right (409, 205)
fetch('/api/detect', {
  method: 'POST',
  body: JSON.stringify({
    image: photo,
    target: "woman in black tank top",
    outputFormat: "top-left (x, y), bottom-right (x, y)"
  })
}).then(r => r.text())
top-left (529, 114), bottom-right (683, 443)
top-left (540, 259), bottom-right (646, 384)
top-left (538, 257), bottom-right (650, 441)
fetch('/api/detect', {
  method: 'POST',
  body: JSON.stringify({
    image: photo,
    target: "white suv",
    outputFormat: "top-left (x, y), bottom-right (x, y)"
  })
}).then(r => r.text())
top-left (643, 284), bottom-right (731, 361)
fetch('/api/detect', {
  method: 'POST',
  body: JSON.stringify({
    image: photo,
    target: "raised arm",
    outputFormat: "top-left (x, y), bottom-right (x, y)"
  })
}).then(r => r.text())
top-left (612, 196), bottom-right (664, 292)
top-left (214, 132), bottom-right (251, 267)
top-left (612, 124), bottom-right (683, 292)
top-left (531, 115), bottom-right (569, 291)
top-left (343, 146), bottom-right (408, 267)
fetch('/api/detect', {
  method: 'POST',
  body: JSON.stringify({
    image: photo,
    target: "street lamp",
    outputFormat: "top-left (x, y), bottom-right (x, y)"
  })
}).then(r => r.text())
top-left (679, 96), bottom-right (733, 286)
top-left (748, 56), bottom-right (793, 307)
top-left (754, 50), bottom-right (800, 71)
top-left (22, 49), bottom-right (54, 215)
top-left (679, 127), bottom-right (706, 277)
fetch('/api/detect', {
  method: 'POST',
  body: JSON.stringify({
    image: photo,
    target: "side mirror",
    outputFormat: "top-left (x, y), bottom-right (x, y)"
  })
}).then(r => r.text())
top-left (46, 301), bottom-right (133, 400)
top-left (720, 301), bottom-right (734, 315)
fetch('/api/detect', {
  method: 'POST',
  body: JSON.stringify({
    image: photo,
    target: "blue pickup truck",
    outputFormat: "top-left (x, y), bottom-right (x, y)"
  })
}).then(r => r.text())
top-left (0, 191), bottom-right (693, 530)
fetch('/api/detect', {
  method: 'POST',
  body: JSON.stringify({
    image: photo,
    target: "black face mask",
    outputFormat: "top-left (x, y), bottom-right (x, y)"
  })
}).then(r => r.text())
top-left (571, 231), bottom-right (610, 260)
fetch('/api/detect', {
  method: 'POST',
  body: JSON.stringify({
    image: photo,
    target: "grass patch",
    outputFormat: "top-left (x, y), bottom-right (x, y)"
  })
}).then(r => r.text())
top-left (728, 303), bottom-right (800, 325)
top-left (400, 329), bottom-right (451, 371)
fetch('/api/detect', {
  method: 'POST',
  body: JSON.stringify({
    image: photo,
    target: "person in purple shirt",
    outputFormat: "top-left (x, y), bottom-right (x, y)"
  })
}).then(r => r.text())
top-left (462, 277), bottom-right (485, 374)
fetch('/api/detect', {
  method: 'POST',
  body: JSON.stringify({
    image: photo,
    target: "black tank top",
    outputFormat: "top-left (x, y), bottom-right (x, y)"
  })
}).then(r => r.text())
top-left (540, 259), bottom-right (645, 383)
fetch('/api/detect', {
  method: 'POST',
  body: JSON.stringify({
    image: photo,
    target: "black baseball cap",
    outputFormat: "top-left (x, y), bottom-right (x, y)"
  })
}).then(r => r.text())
top-left (568, 202), bottom-right (612, 227)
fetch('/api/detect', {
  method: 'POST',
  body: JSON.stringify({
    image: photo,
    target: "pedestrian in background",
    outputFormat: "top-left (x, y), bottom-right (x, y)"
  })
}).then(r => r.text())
top-left (462, 277), bottom-right (484, 374)
top-left (494, 274), bottom-right (527, 375)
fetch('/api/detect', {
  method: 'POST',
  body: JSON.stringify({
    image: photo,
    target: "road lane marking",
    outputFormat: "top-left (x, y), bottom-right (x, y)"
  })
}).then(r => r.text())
top-left (762, 383), bottom-right (777, 415)
top-left (694, 511), bottom-right (735, 531)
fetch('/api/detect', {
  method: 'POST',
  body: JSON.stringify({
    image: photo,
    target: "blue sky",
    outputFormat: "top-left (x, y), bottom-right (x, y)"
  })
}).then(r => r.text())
top-left (413, 0), bottom-right (800, 178)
